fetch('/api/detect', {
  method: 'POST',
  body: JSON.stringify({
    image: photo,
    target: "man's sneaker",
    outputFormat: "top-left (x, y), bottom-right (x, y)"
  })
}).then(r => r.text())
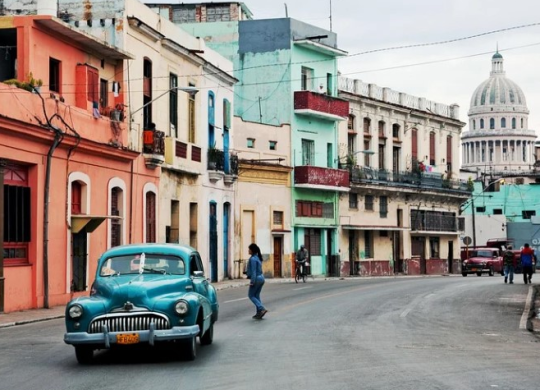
top-left (259, 309), bottom-right (268, 318)
top-left (529, 278), bottom-right (532, 283)
top-left (510, 281), bottom-right (514, 284)
top-left (505, 277), bottom-right (508, 284)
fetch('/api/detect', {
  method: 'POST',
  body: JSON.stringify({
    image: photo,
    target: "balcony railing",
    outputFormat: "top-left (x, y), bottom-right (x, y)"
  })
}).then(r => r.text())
top-left (293, 90), bottom-right (349, 121)
top-left (142, 130), bottom-right (165, 168)
top-left (207, 148), bottom-right (239, 175)
top-left (411, 210), bottom-right (457, 232)
top-left (350, 166), bottom-right (471, 193)
top-left (294, 165), bottom-right (349, 189)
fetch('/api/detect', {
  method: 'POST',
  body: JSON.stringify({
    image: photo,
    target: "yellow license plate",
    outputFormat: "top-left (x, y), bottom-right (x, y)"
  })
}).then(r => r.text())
top-left (117, 333), bottom-right (139, 344)
top-left (471, 268), bottom-right (477, 272)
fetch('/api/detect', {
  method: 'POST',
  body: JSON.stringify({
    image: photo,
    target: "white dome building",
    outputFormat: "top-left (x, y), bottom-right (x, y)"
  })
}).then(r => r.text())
top-left (461, 52), bottom-right (536, 174)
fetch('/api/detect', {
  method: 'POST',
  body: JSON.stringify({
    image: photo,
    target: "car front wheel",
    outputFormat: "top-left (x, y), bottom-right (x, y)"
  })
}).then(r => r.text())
top-left (462, 273), bottom-right (468, 277)
top-left (183, 337), bottom-right (197, 361)
top-left (488, 267), bottom-right (494, 276)
top-left (200, 322), bottom-right (214, 346)
top-left (75, 346), bottom-right (93, 365)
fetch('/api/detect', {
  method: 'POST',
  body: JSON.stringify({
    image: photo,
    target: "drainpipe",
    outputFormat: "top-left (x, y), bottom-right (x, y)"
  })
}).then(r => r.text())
top-left (43, 131), bottom-right (63, 309)
top-left (0, 159), bottom-right (6, 313)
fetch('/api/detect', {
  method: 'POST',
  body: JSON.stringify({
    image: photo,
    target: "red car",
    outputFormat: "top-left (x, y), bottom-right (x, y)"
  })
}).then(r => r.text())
top-left (461, 247), bottom-right (504, 277)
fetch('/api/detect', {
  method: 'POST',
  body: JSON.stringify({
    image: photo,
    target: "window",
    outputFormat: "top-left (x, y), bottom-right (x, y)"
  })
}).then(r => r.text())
top-left (458, 217), bottom-right (465, 231)
top-left (429, 132), bottom-right (435, 165)
top-left (3, 165), bottom-right (31, 265)
top-left (327, 143), bottom-right (333, 168)
top-left (322, 203), bottom-right (334, 219)
top-left (169, 74), bottom-right (178, 137)
top-left (521, 118), bottom-right (524, 128)
top-left (392, 124), bottom-right (400, 138)
top-left (493, 209), bottom-right (503, 215)
top-left (364, 140), bottom-right (370, 166)
top-left (365, 195), bottom-right (374, 211)
top-left (146, 191), bottom-right (156, 243)
top-left (188, 83), bottom-right (196, 143)
top-left (172, 5), bottom-right (196, 23)
top-left (379, 196), bottom-right (388, 218)
top-left (348, 133), bottom-right (356, 156)
top-left (501, 118), bottom-right (506, 128)
top-left (206, 5), bottom-right (231, 22)
top-left (480, 119), bottom-right (484, 129)
top-left (326, 73), bottom-right (333, 95)
top-left (99, 78), bottom-right (108, 108)
top-left (512, 118), bottom-right (516, 129)
top-left (247, 138), bottom-right (255, 148)
top-left (189, 202), bottom-right (198, 248)
top-left (476, 206), bottom-right (486, 213)
top-left (49, 58), bottom-right (61, 93)
top-left (490, 118), bottom-right (495, 129)
top-left (296, 201), bottom-right (323, 217)
top-left (522, 210), bottom-right (536, 219)
top-left (301, 67), bottom-right (313, 91)
top-left (110, 187), bottom-right (122, 247)
top-left (302, 139), bottom-right (315, 165)
top-left (143, 58), bottom-right (153, 129)
top-left (378, 121), bottom-right (385, 137)
top-left (273, 211), bottom-right (283, 227)
top-left (349, 193), bottom-right (358, 209)
top-left (364, 231), bottom-right (373, 258)
top-left (429, 237), bottom-right (440, 258)
top-left (380, 230), bottom-right (388, 237)
top-left (269, 141), bottom-right (277, 150)
top-left (348, 115), bottom-right (355, 131)
top-left (363, 117), bottom-right (371, 133)
top-left (472, 120), bottom-right (476, 130)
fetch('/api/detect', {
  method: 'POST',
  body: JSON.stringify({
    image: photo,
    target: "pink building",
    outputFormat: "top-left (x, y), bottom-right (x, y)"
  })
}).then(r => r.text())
top-left (0, 16), bottom-right (161, 313)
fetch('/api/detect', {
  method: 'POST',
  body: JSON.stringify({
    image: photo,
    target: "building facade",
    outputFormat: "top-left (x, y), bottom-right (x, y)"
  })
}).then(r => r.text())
top-left (0, 15), bottom-right (158, 312)
top-left (338, 77), bottom-right (471, 275)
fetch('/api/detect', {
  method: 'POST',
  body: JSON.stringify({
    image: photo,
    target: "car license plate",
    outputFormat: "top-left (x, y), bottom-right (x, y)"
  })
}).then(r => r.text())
top-left (117, 333), bottom-right (139, 344)
top-left (471, 268), bottom-right (477, 272)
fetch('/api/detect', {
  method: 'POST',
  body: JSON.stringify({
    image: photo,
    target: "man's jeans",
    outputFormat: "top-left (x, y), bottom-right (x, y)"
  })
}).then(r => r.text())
top-left (248, 280), bottom-right (265, 312)
top-left (504, 265), bottom-right (514, 282)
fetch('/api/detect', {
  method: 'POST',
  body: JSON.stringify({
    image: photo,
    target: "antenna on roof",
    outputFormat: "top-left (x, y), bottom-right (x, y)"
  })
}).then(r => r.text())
top-left (284, 3), bottom-right (288, 17)
top-left (329, 0), bottom-right (333, 31)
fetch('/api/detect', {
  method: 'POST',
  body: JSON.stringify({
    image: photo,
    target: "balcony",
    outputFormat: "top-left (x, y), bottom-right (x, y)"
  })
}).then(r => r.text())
top-left (142, 130), bottom-right (165, 168)
top-left (207, 148), bottom-right (239, 183)
top-left (294, 166), bottom-right (349, 191)
top-left (294, 91), bottom-right (349, 121)
top-left (350, 167), bottom-right (472, 194)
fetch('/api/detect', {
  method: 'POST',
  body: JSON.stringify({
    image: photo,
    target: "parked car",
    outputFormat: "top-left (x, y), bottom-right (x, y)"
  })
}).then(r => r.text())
top-left (461, 247), bottom-right (504, 277)
top-left (64, 243), bottom-right (218, 364)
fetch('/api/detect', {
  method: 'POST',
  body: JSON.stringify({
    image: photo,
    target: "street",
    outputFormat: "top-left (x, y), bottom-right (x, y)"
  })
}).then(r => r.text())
top-left (1, 276), bottom-right (539, 390)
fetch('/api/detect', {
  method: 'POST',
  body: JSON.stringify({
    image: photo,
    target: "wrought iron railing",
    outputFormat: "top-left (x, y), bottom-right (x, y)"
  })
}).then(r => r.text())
top-left (207, 149), bottom-right (239, 175)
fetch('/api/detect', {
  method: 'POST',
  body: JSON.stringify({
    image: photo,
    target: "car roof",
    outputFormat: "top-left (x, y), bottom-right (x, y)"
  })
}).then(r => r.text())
top-left (99, 243), bottom-right (197, 260)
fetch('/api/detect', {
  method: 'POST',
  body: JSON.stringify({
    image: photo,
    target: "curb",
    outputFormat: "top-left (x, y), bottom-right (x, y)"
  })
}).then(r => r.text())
top-left (0, 314), bottom-right (65, 329)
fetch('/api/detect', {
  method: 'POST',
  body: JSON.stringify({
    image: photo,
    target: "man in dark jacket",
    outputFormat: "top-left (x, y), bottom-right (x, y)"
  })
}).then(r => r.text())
top-left (503, 245), bottom-right (515, 284)
top-left (521, 243), bottom-right (535, 284)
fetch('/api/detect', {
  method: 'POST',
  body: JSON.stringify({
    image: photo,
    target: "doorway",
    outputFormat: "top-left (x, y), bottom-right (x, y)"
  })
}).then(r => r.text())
top-left (448, 241), bottom-right (454, 274)
top-left (273, 237), bottom-right (282, 277)
top-left (412, 236), bottom-right (426, 274)
top-left (209, 202), bottom-right (218, 282)
top-left (72, 231), bottom-right (88, 292)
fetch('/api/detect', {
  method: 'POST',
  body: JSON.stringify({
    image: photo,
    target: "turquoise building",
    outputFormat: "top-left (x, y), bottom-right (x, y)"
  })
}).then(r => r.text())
top-left (152, 2), bottom-right (350, 276)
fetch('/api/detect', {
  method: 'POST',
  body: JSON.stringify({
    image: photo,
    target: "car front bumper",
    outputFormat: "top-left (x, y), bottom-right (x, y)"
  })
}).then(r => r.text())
top-left (64, 324), bottom-right (200, 348)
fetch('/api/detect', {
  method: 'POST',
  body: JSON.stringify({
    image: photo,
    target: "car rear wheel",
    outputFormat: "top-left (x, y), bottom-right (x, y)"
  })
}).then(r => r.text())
top-left (200, 322), bottom-right (214, 346)
top-left (462, 273), bottom-right (468, 277)
top-left (183, 336), bottom-right (197, 361)
top-left (488, 267), bottom-right (494, 276)
top-left (476, 272), bottom-right (482, 277)
top-left (75, 346), bottom-right (93, 365)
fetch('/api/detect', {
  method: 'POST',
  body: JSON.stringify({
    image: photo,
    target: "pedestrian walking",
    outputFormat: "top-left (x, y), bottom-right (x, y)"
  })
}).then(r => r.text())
top-left (246, 243), bottom-right (267, 319)
top-left (503, 245), bottom-right (515, 284)
top-left (520, 243), bottom-right (534, 284)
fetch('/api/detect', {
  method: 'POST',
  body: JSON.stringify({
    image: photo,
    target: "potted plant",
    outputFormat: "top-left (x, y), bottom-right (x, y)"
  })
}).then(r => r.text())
top-left (3, 72), bottom-right (43, 92)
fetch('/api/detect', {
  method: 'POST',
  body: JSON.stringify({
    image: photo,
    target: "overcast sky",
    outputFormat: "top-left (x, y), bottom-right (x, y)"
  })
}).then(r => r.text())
top-left (239, 0), bottom-right (540, 133)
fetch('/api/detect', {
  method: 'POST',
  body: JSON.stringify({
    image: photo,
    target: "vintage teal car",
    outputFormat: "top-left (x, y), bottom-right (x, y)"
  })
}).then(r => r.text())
top-left (64, 243), bottom-right (218, 364)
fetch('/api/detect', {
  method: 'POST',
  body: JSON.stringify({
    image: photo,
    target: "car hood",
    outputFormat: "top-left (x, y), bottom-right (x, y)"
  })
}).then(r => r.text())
top-left (93, 274), bottom-right (192, 310)
top-left (466, 257), bottom-right (496, 263)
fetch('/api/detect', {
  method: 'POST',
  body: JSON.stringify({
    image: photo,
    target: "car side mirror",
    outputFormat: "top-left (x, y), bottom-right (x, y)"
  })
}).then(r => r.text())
top-left (193, 271), bottom-right (204, 278)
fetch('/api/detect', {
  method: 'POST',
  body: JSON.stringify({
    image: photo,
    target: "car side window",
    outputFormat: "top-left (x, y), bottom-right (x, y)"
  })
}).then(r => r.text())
top-left (195, 253), bottom-right (205, 275)
top-left (190, 255), bottom-right (199, 276)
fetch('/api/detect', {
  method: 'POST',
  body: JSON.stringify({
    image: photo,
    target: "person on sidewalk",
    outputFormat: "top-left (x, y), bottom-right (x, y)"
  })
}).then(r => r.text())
top-left (246, 243), bottom-right (267, 319)
top-left (520, 243), bottom-right (534, 284)
top-left (503, 245), bottom-right (516, 284)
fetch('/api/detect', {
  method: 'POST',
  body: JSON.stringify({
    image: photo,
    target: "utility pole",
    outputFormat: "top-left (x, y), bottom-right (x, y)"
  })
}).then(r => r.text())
top-left (471, 197), bottom-right (477, 248)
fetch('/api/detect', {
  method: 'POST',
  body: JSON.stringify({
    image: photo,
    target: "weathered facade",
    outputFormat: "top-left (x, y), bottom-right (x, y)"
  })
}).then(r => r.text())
top-left (0, 15), bottom-right (159, 312)
top-left (338, 77), bottom-right (471, 276)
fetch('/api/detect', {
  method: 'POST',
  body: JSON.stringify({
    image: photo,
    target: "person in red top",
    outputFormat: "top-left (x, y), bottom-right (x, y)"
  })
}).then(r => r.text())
top-left (520, 243), bottom-right (535, 284)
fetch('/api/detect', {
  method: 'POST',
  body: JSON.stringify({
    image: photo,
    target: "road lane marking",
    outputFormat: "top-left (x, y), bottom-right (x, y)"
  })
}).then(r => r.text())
top-left (400, 308), bottom-right (412, 318)
top-left (293, 286), bottom-right (313, 291)
top-left (519, 285), bottom-right (534, 330)
top-left (224, 297), bottom-right (248, 303)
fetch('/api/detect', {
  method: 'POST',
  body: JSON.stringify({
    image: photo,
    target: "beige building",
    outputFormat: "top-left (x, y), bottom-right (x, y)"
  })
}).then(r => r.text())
top-left (338, 77), bottom-right (471, 276)
top-left (232, 119), bottom-right (293, 278)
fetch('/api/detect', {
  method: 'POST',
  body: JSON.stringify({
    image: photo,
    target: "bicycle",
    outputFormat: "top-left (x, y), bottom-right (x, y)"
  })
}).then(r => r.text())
top-left (295, 261), bottom-right (308, 283)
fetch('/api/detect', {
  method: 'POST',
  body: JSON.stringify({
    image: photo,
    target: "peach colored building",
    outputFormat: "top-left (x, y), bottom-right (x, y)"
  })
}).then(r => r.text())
top-left (0, 15), bottom-right (159, 313)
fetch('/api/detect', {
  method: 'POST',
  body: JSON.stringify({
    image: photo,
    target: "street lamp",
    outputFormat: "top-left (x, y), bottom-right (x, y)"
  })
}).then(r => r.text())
top-left (129, 86), bottom-right (199, 117)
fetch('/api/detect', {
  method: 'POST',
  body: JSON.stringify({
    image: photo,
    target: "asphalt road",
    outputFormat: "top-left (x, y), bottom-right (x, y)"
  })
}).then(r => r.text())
top-left (1, 276), bottom-right (539, 390)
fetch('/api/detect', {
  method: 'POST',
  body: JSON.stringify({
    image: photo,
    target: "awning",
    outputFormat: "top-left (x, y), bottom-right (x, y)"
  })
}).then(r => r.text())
top-left (71, 215), bottom-right (122, 234)
top-left (342, 225), bottom-right (410, 231)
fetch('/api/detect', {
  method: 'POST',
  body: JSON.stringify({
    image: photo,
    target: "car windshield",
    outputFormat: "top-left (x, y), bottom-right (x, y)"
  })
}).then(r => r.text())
top-left (476, 250), bottom-right (495, 258)
top-left (99, 253), bottom-right (185, 276)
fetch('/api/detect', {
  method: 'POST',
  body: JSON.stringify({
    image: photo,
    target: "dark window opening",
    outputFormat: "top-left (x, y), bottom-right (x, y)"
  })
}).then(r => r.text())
top-left (522, 210), bottom-right (536, 219)
top-left (49, 58), bottom-right (61, 93)
top-left (99, 78), bottom-right (108, 108)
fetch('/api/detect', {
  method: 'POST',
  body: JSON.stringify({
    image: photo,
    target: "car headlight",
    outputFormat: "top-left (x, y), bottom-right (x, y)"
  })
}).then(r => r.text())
top-left (68, 304), bottom-right (83, 319)
top-left (175, 300), bottom-right (189, 315)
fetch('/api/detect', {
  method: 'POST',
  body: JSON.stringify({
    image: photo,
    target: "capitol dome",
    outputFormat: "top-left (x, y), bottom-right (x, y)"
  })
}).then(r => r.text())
top-left (469, 52), bottom-right (528, 115)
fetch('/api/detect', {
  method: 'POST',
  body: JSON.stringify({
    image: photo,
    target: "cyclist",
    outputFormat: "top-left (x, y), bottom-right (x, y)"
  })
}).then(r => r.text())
top-left (296, 244), bottom-right (309, 277)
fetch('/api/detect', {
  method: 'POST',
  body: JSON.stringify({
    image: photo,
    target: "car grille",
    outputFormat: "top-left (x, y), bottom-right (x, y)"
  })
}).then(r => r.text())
top-left (89, 313), bottom-right (171, 333)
